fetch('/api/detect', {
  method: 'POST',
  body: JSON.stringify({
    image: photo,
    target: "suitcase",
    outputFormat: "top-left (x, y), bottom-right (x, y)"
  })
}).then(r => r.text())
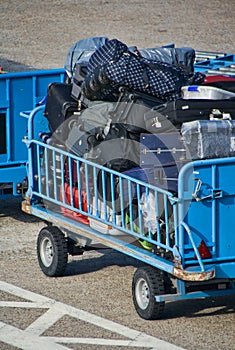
top-left (181, 119), bottom-right (235, 160)
top-left (44, 83), bottom-right (79, 141)
top-left (181, 85), bottom-right (235, 100)
top-left (140, 132), bottom-right (187, 193)
top-left (95, 166), bottom-right (151, 211)
top-left (203, 75), bottom-right (235, 93)
top-left (121, 166), bottom-right (155, 200)
top-left (152, 98), bottom-right (235, 129)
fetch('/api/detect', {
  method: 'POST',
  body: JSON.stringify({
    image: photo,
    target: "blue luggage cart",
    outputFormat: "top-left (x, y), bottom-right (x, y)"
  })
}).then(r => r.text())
top-left (21, 105), bottom-right (235, 320)
top-left (0, 68), bottom-right (65, 198)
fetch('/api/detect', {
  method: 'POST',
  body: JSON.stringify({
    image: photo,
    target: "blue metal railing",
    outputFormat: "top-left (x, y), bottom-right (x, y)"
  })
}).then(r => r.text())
top-left (24, 134), bottom-right (223, 281)
top-left (26, 138), bottom-right (179, 255)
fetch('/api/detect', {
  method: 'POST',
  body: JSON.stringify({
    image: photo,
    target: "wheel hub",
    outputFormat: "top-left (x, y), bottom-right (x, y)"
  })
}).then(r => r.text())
top-left (135, 278), bottom-right (150, 310)
top-left (40, 237), bottom-right (54, 267)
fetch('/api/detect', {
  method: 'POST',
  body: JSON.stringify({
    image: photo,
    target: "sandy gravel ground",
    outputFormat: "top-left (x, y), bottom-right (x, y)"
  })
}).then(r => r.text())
top-left (1, 0), bottom-right (235, 72)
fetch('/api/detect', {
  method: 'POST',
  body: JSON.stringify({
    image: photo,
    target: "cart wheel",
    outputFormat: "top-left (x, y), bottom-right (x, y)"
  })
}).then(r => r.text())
top-left (37, 226), bottom-right (68, 277)
top-left (132, 266), bottom-right (165, 320)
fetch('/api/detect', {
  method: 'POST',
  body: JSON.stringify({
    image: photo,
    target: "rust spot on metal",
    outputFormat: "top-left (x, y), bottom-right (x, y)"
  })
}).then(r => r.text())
top-left (21, 199), bottom-right (32, 214)
top-left (173, 267), bottom-right (215, 281)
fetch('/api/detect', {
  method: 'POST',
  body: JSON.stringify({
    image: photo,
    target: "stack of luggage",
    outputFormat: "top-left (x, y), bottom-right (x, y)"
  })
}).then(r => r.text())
top-left (41, 37), bottom-right (235, 234)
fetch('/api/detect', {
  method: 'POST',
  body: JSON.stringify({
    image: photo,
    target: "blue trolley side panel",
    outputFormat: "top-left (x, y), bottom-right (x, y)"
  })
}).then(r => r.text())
top-left (178, 158), bottom-right (235, 279)
top-left (0, 68), bottom-right (65, 198)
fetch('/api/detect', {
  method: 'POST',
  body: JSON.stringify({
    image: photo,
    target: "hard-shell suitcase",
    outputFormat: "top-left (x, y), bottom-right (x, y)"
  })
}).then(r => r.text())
top-left (44, 83), bottom-right (79, 141)
top-left (140, 132), bottom-right (187, 192)
top-left (181, 119), bottom-right (235, 160)
top-left (121, 166), bottom-right (154, 200)
top-left (152, 98), bottom-right (235, 129)
top-left (181, 85), bottom-right (235, 100)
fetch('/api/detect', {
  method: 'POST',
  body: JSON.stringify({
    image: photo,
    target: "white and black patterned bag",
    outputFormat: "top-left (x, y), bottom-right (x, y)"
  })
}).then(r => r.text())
top-left (82, 39), bottom-right (204, 102)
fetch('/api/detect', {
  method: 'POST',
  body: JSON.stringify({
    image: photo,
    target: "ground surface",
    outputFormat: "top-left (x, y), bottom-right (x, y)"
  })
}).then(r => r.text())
top-left (0, 1), bottom-right (235, 350)
top-left (1, 0), bottom-right (235, 72)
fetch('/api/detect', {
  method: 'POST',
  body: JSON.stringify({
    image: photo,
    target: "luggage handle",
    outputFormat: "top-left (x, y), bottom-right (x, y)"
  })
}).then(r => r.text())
top-left (142, 147), bottom-right (186, 155)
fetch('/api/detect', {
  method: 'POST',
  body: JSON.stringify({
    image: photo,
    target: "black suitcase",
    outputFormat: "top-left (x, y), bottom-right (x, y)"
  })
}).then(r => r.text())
top-left (150, 98), bottom-right (235, 130)
top-left (44, 83), bottom-right (79, 141)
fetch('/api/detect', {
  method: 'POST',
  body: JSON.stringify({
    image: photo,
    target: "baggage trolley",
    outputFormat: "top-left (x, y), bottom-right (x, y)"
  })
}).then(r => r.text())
top-left (21, 105), bottom-right (235, 320)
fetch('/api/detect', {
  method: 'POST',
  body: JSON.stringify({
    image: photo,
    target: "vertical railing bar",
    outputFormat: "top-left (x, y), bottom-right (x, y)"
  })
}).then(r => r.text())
top-left (84, 162), bottom-right (90, 214)
top-left (155, 190), bottom-right (161, 243)
top-left (137, 184), bottom-right (143, 236)
top-left (173, 202), bottom-right (178, 247)
top-left (36, 144), bottom-right (42, 195)
top-left (93, 166), bottom-right (99, 217)
top-left (68, 156), bottom-right (74, 208)
top-left (44, 147), bottom-right (49, 197)
top-left (101, 169), bottom-right (107, 221)
top-left (164, 194), bottom-right (170, 248)
top-left (77, 160), bottom-right (82, 209)
top-left (53, 149), bottom-right (57, 201)
top-left (145, 187), bottom-right (152, 240)
top-left (60, 153), bottom-right (65, 204)
top-left (110, 172), bottom-right (116, 225)
top-left (119, 177), bottom-right (125, 228)
top-left (128, 180), bottom-right (134, 232)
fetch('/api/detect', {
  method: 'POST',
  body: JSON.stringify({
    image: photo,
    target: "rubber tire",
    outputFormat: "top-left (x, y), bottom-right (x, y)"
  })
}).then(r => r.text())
top-left (132, 266), bottom-right (165, 320)
top-left (37, 226), bottom-right (68, 277)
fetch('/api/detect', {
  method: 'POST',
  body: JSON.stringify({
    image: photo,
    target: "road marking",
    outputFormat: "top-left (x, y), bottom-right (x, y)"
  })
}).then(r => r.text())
top-left (0, 281), bottom-right (185, 350)
top-left (0, 322), bottom-right (69, 350)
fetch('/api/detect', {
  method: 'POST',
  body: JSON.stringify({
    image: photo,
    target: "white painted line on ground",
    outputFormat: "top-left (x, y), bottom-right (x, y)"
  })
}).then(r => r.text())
top-left (45, 336), bottom-right (150, 347)
top-left (25, 305), bottom-right (66, 335)
top-left (0, 281), bottom-right (186, 350)
top-left (0, 301), bottom-right (49, 308)
top-left (0, 321), bottom-right (70, 350)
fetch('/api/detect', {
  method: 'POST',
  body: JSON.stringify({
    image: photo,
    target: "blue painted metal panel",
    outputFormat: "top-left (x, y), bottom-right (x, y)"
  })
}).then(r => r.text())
top-left (194, 52), bottom-right (235, 76)
top-left (0, 68), bottom-right (65, 198)
top-left (178, 158), bottom-right (235, 278)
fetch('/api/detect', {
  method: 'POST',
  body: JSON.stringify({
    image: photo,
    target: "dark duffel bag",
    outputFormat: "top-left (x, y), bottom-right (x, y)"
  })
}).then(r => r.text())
top-left (82, 39), bottom-right (204, 102)
top-left (44, 83), bottom-right (80, 141)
